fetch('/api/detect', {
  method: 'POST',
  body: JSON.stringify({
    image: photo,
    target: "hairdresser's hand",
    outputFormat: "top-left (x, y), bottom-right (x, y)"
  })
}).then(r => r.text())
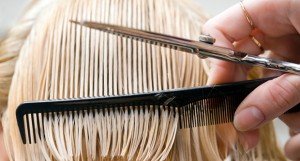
top-left (203, 0), bottom-right (300, 160)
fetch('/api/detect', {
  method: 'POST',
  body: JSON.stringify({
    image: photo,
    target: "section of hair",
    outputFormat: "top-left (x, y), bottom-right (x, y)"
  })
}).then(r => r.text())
top-left (0, 0), bottom-right (53, 114)
top-left (3, 0), bottom-right (208, 160)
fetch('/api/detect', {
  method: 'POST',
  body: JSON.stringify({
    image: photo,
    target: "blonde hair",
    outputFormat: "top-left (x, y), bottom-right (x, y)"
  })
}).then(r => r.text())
top-left (1, 0), bottom-right (285, 160)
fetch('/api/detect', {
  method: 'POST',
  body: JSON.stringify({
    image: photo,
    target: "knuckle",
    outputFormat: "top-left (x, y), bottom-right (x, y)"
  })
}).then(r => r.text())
top-left (202, 20), bottom-right (215, 33)
top-left (268, 81), bottom-right (291, 113)
top-left (266, 77), bottom-right (300, 114)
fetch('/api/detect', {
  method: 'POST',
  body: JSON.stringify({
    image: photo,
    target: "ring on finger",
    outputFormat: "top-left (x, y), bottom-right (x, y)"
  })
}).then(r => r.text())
top-left (249, 35), bottom-right (264, 52)
top-left (240, 1), bottom-right (255, 30)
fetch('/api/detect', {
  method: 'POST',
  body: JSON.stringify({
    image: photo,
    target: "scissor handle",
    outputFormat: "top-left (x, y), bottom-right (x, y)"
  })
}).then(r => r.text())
top-left (241, 54), bottom-right (300, 75)
top-left (198, 35), bottom-right (300, 75)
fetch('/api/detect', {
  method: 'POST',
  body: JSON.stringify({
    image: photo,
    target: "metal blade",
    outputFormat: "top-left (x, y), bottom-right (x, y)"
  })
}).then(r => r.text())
top-left (71, 20), bottom-right (244, 61)
top-left (70, 21), bottom-right (300, 75)
top-left (70, 20), bottom-right (210, 54)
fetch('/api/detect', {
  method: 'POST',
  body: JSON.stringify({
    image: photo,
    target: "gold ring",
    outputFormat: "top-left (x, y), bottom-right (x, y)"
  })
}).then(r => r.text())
top-left (240, 1), bottom-right (255, 30)
top-left (250, 35), bottom-right (264, 52)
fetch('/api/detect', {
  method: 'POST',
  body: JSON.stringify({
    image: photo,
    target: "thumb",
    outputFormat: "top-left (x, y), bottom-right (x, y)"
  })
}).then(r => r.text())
top-left (234, 74), bottom-right (300, 131)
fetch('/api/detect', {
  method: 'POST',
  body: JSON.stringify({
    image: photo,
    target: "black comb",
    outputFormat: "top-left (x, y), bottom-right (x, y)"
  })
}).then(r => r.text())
top-left (16, 77), bottom-right (300, 144)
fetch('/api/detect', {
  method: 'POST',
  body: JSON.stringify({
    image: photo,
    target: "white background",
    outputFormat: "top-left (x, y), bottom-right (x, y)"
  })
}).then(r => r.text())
top-left (0, 0), bottom-right (289, 151)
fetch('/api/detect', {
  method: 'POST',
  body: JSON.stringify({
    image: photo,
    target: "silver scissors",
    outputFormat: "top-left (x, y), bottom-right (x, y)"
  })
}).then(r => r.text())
top-left (71, 20), bottom-right (300, 75)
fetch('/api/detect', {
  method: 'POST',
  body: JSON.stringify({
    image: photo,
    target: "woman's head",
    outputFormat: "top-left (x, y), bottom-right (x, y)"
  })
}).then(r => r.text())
top-left (0, 0), bottom-right (285, 160)
top-left (2, 0), bottom-right (210, 160)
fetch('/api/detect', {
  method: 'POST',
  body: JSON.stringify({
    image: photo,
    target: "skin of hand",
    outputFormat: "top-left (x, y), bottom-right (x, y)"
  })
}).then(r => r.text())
top-left (203, 0), bottom-right (300, 160)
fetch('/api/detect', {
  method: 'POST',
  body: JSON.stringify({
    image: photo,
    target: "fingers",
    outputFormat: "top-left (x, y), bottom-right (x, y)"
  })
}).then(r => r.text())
top-left (203, 0), bottom-right (298, 62)
top-left (280, 113), bottom-right (300, 131)
top-left (289, 128), bottom-right (300, 137)
top-left (284, 134), bottom-right (300, 160)
top-left (203, 1), bottom-right (268, 85)
top-left (280, 113), bottom-right (300, 160)
top-left (203, 0), bottom-right (295, 43)
top-left (237, 129), bottom-right (260, 151)
top-left (203, 1), bottom-right (252, 48)
top-left (206, 30), bottom-right (265, 85)
top-left (233, 29), bottom-right (265, 52)
top-left (203, 0), bottom-right (300, 158)
top-left (204, 0), bottom-right (300, 86)
top-left (262, 34), bottom-right (300, 62)
top-left (234, 74), bottom-right (300, 132)
top-left (206, 60), bottom-right (244, 85)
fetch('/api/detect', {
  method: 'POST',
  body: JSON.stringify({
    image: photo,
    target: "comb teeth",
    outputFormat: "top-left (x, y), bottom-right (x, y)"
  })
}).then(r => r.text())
top-left (16, 77), bottom-right (300, 144)
top-left (179, 95), bottom-right (245, 128)
top-left (18, 105), bottom-right (179, 144)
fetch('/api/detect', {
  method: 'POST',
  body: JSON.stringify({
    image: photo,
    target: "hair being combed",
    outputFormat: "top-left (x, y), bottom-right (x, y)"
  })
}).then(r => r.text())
top-left (1, 0), bottom-right (286, 160)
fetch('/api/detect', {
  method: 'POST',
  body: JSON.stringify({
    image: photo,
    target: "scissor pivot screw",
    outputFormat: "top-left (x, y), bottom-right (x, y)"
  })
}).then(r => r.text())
top-left (199, 35), bottom-right (216, 44)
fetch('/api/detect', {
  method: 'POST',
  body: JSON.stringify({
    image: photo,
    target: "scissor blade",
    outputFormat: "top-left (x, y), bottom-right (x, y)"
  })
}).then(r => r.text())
top-left (71, 21), bottom-right (242, 61)
top-left (71, 20), bottom-right (212, 54)
top-left (70, 21), bottom-right (300, 75)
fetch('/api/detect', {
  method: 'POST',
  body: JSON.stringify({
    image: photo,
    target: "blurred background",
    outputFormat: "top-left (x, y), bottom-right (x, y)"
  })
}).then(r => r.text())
top-left (1, 0), bottom-right (239, 38)
top-left (0, 0), bottom-right (289, 150)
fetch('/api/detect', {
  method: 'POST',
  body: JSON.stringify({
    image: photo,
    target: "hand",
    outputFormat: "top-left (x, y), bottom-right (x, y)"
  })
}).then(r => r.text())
top-left (203, 0), bottom-right (300, 160)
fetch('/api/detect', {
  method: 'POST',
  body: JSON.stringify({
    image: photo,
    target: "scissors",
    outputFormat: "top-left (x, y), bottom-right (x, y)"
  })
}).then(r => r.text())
top-left (71, 20), bottom-right (300, 75)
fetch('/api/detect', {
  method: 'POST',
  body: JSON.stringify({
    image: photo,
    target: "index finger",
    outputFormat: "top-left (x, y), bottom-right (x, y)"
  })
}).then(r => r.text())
top-left (203, 1), bottom-right (261, 85)
top-left (203, 2), bottom-right (251, 49)
top-left (203, 0), bottom-right (294, 49)
top-left (203, 0), bottom-right (295, 85)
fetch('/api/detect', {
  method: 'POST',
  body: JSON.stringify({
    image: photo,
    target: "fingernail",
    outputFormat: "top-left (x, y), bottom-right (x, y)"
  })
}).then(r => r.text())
top-left (234, 106), bottom-right (265, 131)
